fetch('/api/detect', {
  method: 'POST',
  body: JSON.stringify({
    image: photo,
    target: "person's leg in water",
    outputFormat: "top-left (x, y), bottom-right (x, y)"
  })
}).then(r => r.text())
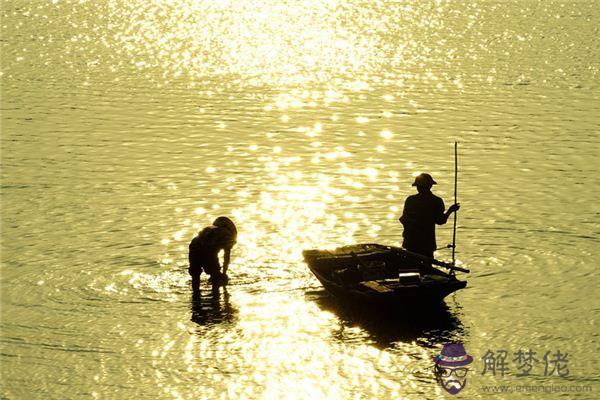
top-left (204, 261), bottom-right (227, 287)
top-left (191, 272), bottom-right (201, 293)
top-left (188, 264), bottom-right (203, 294)
top-left (208, 272), bottom-right (228, 287)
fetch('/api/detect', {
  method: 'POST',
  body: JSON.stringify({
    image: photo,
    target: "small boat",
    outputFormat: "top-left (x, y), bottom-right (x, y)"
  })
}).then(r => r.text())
top-left (303, 243), bottom-right (468, 307)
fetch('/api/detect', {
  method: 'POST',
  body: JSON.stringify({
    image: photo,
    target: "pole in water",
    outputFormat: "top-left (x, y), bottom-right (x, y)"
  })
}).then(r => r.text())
top-left (451, 142), bottom-right (458, 267)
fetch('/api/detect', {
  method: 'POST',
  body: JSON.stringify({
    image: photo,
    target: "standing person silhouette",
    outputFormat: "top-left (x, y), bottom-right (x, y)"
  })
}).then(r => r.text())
top-left (188, 216), bottom-right (237, 291)
top-left (399, 173), bottom-right (460, 260)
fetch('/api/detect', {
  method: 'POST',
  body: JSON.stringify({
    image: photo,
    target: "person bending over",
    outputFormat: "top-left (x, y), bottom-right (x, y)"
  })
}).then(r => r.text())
top-left (188, 216), bottom-right (237, 291)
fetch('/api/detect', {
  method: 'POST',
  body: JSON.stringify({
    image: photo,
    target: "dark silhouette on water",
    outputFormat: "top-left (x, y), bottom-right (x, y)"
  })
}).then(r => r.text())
top-left (188, 216), bottom-right (237, 291)
top-left (399, 173), bottom-right (460, 260)
top-left (303, 243), bottom-right (468, 307)
top-left (307, 289), bottom-right (465, 348)
top-left (190, 285), bottom-right (237, 326)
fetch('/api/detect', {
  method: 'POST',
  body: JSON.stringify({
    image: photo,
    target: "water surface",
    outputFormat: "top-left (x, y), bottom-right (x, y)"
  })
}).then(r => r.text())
top-left (2, 1), bottom-right (599, 398)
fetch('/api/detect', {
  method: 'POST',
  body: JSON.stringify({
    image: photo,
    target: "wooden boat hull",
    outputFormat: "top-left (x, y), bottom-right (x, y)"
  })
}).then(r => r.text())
top-left (303, 243), bottom-right (467, 307)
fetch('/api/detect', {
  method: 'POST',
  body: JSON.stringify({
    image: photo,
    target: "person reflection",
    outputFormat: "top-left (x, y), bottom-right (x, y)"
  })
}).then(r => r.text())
top-left (190, 284), bottom-right (235, 325)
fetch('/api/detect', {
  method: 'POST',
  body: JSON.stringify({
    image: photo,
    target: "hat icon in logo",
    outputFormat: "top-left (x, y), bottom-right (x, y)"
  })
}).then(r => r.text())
top-left (433, 343), bottom-right (473, 395)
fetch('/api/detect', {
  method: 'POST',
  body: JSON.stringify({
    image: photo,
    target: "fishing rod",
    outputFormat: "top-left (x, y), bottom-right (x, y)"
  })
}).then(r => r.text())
top-left (451, 142), bottom-right (458, 269)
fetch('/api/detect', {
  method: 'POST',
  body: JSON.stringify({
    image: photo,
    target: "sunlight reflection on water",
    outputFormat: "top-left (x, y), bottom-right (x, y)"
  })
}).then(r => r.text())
top-left (2, 0), bottom-right (599, 398)
top-left (109, 0), bottom-right (386, 87)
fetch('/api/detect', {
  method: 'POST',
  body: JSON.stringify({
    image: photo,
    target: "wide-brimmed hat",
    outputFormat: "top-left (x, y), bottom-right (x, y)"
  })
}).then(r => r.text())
top-left (412, 173), bottom-right (437, 187)
top-left (433, 343), bottom-right (473, 367)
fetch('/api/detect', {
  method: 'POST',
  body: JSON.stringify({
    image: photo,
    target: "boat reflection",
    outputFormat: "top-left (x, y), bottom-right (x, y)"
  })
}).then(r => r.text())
top-left (308, 290), bottom-right (466, 349)
top-left (190, 285), bottom-right (238, 326)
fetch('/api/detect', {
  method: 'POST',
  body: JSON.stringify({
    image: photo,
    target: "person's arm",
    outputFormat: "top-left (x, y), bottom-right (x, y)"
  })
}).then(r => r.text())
top-left (222, 247), bottom-right (231, 275)
top-left (436, 202), bottom-right (460, 225)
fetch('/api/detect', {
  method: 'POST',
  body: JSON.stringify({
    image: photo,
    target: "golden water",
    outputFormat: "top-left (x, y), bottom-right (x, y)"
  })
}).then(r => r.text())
top-left (1, 1), bottom-right (599, 398)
